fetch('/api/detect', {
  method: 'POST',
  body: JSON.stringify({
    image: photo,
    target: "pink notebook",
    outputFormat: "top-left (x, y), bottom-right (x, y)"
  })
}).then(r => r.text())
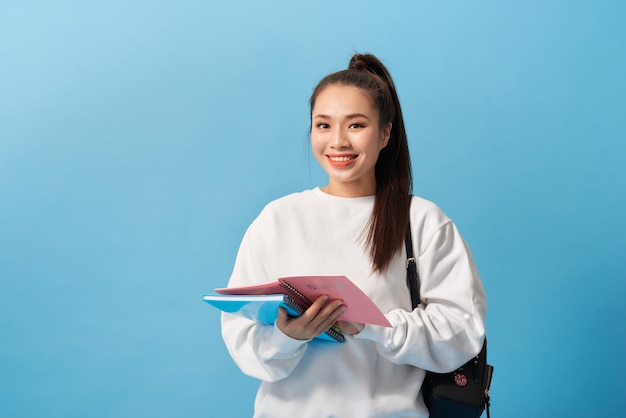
top-left (215, 274), bottom-right (391, 327)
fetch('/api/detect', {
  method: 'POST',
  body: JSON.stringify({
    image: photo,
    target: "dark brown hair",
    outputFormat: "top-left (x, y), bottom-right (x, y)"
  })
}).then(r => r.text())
top-left (309, 53), bottom-right (413, 272)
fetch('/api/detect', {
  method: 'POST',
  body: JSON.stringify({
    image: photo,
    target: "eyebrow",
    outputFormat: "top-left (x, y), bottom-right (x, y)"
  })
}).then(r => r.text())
top-left (313, 113), bottom-right (371, 120)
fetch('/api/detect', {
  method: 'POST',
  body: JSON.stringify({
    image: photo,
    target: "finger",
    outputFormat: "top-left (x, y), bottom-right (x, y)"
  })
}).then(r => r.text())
top-left (297, 295), bottom-right (331, 325)
top-left (275, 307), bottom-right (289, 329)
top-left (305, 299), bottom-right (342, 325)
top-left (337, 320), bottom-right (364, 335)
top-left (312, 304), bottom-right (346, 335)
top-left (295, 297), bottom-right (345, 338)
top-left (318, 301), bottom-right (344, 322)
top-left (277, 306), bottom-right (288, 320)
top-left (304, 295), bottom-right (329, 317)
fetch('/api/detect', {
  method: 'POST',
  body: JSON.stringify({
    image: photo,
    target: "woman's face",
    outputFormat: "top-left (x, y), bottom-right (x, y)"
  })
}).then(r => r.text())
top-left (311, 84), bottom-right (391, 197)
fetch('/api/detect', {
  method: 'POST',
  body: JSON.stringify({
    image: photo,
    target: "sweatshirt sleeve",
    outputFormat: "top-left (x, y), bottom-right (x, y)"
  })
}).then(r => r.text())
top-left (354, 220), bottom-right (487, 373)
top-left (221, 313), bottom-right (309, 382)
top-left (220, 213), bottom-right (310, 382)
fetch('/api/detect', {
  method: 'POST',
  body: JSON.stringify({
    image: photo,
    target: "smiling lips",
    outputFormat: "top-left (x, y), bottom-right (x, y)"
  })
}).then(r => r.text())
top-left (327, 154), bottom-right (358, 167)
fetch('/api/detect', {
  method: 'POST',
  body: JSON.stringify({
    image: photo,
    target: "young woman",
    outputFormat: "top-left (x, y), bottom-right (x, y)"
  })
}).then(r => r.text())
top-left (221, 53), bottom-right (486, 418)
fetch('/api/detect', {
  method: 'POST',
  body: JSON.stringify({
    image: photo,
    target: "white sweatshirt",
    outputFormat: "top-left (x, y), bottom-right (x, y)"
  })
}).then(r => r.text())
top-left (221, 188), bottom-right (486, 418)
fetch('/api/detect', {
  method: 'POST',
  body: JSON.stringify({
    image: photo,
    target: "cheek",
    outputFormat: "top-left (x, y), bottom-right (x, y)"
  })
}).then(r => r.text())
top-left (310, 134), bottom-right (324, 153)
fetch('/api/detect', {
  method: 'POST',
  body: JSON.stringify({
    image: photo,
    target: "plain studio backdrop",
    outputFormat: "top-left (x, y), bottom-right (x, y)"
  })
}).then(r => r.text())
top-left (1, 1), bottom-right (624, 417)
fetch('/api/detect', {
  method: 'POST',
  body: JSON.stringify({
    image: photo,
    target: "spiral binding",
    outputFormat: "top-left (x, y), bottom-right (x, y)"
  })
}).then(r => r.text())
top-left (281, 295), bottom-right (306, 315)
top-left (279, 280), bottom-right (313, 307)
top-left (322, 325), bottom-right (346, 343)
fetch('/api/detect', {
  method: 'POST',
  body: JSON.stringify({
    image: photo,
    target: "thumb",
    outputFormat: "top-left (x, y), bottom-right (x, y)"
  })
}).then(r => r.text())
top-left (276, 307), bottom-right (288, 327)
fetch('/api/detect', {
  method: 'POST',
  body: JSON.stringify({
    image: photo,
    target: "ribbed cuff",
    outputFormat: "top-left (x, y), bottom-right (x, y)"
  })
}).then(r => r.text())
top-left (353, 323), bottom-right (392, 347)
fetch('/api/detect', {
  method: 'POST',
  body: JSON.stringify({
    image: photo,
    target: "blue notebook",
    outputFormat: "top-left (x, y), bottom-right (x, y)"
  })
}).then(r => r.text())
top-left (203, 293), bottom-right (345, 343)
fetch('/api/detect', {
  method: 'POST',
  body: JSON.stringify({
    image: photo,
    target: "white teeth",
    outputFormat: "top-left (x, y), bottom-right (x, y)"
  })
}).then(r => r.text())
top-left (329, 156), bottom-right (353, 162)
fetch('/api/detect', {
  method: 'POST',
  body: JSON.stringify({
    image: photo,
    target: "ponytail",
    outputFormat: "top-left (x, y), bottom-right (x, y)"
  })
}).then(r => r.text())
top-left (310, 53), bottom-right (413, 273)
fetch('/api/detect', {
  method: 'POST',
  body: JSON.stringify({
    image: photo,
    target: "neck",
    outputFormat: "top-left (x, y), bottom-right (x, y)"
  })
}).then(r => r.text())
top-left (321, 181), bottom-right (376, 198)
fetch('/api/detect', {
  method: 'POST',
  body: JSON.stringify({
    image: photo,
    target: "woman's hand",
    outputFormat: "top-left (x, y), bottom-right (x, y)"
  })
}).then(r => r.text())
top-left (337, 321), bottom-right (365, 336)
top-left (276, 295), bottom-right (345, 341)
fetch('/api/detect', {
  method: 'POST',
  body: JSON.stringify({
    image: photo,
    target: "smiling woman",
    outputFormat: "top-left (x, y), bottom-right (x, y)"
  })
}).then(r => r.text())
top-left (219, 53), bottom-right (487, 418)
top-left (311, 84), bottom-right (391, 198)
top-left (309, 55), bottom-right (412, 272)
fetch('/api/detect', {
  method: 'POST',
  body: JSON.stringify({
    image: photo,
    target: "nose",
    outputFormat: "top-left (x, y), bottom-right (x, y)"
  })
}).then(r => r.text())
top-left (330, 128), bottom-right (349, 149)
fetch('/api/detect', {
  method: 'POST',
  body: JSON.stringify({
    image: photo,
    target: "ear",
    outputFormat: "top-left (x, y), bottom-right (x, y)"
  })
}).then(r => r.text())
top-left (380, 123), bottom-right (392, 149)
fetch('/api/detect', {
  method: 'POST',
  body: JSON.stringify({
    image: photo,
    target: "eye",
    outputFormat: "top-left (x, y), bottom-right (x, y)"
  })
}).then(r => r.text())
top-left (316, 123), bottom-right (330, 129)
top-left (348, 123), bottom-right (365, 129)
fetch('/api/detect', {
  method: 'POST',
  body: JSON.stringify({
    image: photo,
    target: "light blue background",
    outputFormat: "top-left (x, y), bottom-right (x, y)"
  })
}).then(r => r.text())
top-left (1, 1), bottom-right (624, 417)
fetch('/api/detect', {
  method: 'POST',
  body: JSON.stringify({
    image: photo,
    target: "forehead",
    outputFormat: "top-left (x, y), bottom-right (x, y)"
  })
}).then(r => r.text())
top-left (312, 84), bottom-right (376, 116)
